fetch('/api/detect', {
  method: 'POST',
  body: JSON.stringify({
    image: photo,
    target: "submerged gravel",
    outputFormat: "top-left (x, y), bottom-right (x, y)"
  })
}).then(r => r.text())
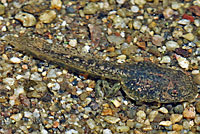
top-left (0, 0), bottom-right (200, 133)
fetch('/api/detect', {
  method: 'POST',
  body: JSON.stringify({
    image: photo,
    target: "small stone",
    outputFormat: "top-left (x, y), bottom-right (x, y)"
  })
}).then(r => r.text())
top-left (135, 0), bottom-right (146, 8)
top-left (189, 6), bottom-right (200, 16)
top-left (192, 73), bottom-right (200, 85)
top-left (158, 107), bottom-right (168, 114)
top-left (103, 129), bottom-right (112, 134)
top-left (0, 4), bottom-right (5, 15)
top-left (116, 126), bottom-right (130, 132)
top-left (86, 119), bottom-right (96, 129)
top-left (160, 56), bottom-right (171, 63)
top-left (30, 72), bottom-right (42, 81)
top-left (177, 19), bottom-right (190, 25)
top-left (15, 12), bottom-right (36, 27)
top-left (136, 110), bottom-right (146, 121)
top-left (172, 124), bottom-right (183, 131)
top-left (39, 10), bottom-right (56, 23)
top-left (10, 113), bottom-right (23, 121)
top-left (131, 6), bottom-right (139, 13)
top-left (175, 55), bottom-right (189, 70)
top-left (111, 99), bottom-right (121, 108)
top-left (159, 121), bottom-right (172, 127)
top-left (24, 111), bottom-right (33, 118)
top-left (47, 69), bottom-right (57, 78)
top-left (183, 105), bottom-right (196, 119)
top-left (171, 2), bottom-right (182, 10)
top-left (148, 110), bottom-right (158, 122)
top-left (104, 116), bottom-right (120, 124)
top-left (183, 120), bottom-right (190, 129)
top-left (196, 101), bottom-right (200, 113)
top-left (116, 0), bottom-right (126, 4)
top-left (83, 3), bottom-right (99, 15)
top-left (107, 35), bottom-right (125, 46)
top-left (69, 39), bottom-right (77, 47)
top-left (117, 55), bottom-right (126, 63)
top-left (152, 35), bottom-right (164, 46)
top-left (50, 0), bottom-right (62, 10)
top-left (170, 114), bottom-right (183, 124)
top-left (165, 41), bottom-right (179, 51)
top-left (194, 116), bottom-right (200, 125)
top-left (182, 33), bottom-right (195, 41)
top-left (10, 57), bottom-right (21, 64)
top-left (163, 8), bottom-right (174, 19)
top-left (3, 78), bottom-right (15, 86)
top-left (133, 20), bottom-right (142, 30)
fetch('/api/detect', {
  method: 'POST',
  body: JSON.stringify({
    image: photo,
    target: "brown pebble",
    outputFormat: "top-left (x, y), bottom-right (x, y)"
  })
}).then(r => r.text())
top-left (175, 48), bottom-right (189, 57)
top-left (189, 6), bottom-right (200, 16)
top-left (195, 101), bottom-right (200, 113)
top-left (137, 42), bottom-right (146, 49)
top-left (183, 105), bottom-right (196, 119)
top-left (101, 108), bottom-right (113, 116)
top-left (173, 124), bottom-right (183, 131)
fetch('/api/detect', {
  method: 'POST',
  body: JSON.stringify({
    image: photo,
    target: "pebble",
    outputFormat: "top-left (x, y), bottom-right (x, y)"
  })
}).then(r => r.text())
top-left (135, 0), bottom-right (146, 8)
top-left (172, 124), bottom-right (183, 131)
top-left (131, 6), bottom-right (139, 13)
top-left (30, 72), bottom-right (42, 81)
top-left (159, 121), bottom-right (172, 127)
top-left (86, 119), bottom-right (96, 129)
top-left (47, 69), bottom-right (57, 78)
top-left (0, 4), bottom-right (5, 15)
top-left (160, 56), bottom-right (171, 63)
top-left (3, 78), bottom-right (15, 86)
top-left (163, 8), bottom-right (174, 19)
top-left (104, 116), bottom-right (120, 124)
top-left (133, 20), bottom-right (142, 30)
top-left (111, 99), bottom-right (121, 108)
top-left (10, 113), bottom-right (23, 122)
top-left (116, 126), bottom-right (130, 132)
top-left (193, 73), bottom-right (200, 85)
top-left (107, 35), bottom-right (125, 46)
top-left (171, 2), bottom-right (182, 10)
top-left (152, 35), bottom-right (164, 46)
top-left (158, 107), bottom-right (169, 114)
top-left (183, 105), bottom-right (196, 119)
top-left (69, 39), bottom-right (77, 47)
top-left (148, 110), bottom-right (158, 122)
top-left (15, 12), bottom-right (36, 27)
top-left (165, 41), bottom-right (179, 51)
top-left (83, 3), bottom-right (99, 15)
top-left (175, 54), bottom-right (190, 70)
top-left (103, 129), bottom-right (112, 134)
top-left (10, 57), bottom-right (21, 63)
top-left (24, 111), bottom-right (33, 118)
top-left (182, 33), bottom-right (195, 41)
top-left (50, 0), bottom-right (62, 10)
top-left (39, 10), bottom-right (56, 23)
top-left (194, 116), bottom-right (200, 125)
top-left (170, 114), bottom-right (183, 124)
top-left (196, 101), bottom-right (200, 113)
top-left (178, 19), bottom-right (190, 25)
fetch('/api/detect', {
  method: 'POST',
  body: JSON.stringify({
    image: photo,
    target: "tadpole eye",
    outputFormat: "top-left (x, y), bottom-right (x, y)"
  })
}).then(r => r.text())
top-left (168, 89), bottom-right (179, 97)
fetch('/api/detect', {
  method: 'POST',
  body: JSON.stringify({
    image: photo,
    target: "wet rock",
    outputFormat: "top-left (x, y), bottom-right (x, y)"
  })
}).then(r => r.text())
top-left (15, 12), bottom-right (36, 27)
top-left (163, 8), bottom-right (174, 19)
top-left (189, 6), bottom-right (200, 16)
top-left (51, 0), bottom-right (62, 10)
top-left (159, 121), bottom-right (172, 127)
top-left (183, 105), bottom-right (196, 119)
top-left (104, 116), bottom-right (120, 124)
top-left (107, 35), bottom-right (125, 46)
top-left (83, 3), bottom-right (99, 15)
top-left (152, 35), bottom-right (164, 46)
top-left (165, 41), bottom-right (179, 51)
top-left (39, 10), bottom-right (56, 23)
top-left (170, 114), bottom-right (183, 124)
top-left (0, 4), bottom-right (5, 15)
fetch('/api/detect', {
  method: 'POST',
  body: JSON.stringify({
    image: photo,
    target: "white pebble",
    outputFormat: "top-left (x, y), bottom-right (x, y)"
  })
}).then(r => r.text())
top-left (10, 113), bottom-right (23, 122)
top-left (176, 54), bottom-right (190, 70)
top-left (160, 56), bottom-right (171, 63)
top-left (3, 78), bottom-right (15, 86)
top-left (159, 121), bottom-right (172, 127)
top-left (165, 41), bottom-right (179, 51)
top-left (69, 39), bottom-right (77, 47)
top-left (177, 19), bottom-right (190, 25)
top-left (24, 111), bottom-right (33, 118)
top-left (131, 5), bottom-right (139, 13)
top-left (103, 129), bottom-right (112, 134)
top-left (10, 57), bottom-right (21, 63)
top-left (30, 72), bottom-right (42, 81)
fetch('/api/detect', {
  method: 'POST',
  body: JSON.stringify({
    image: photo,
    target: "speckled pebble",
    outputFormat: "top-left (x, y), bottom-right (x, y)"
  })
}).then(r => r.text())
top-left (86, 119), bottom-right (96, 129)
top-left (83, 3), bottom-right (99, 15)
top-left (172, 124), bottom-right (183, 131)
top-left (116, 126), bottom-right (130, 132)
top-left (69, 39), bottom-right (77, 47)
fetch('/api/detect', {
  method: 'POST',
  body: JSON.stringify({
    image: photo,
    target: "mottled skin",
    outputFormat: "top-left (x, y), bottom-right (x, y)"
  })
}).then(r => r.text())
top-left (4, 35), bottom-right (198, 103)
